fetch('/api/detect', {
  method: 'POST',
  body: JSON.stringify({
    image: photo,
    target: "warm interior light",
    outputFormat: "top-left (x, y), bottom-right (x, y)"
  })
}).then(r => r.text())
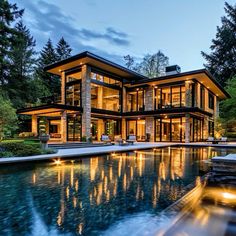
top-left (222, 192), bottom-right (236, 200)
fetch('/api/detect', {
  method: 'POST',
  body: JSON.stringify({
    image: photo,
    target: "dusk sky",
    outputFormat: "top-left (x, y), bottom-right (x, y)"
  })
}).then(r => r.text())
top-left (11, 0), bottom-right (235, 71)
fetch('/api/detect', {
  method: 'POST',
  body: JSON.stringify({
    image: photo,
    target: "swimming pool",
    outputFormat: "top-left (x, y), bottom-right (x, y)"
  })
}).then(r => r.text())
top-left (0, 147), bottom-right (235, 235)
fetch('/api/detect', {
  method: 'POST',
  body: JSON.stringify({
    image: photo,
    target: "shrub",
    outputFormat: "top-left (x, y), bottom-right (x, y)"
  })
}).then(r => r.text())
top-left (0, 142), bottom-right (41, 157)
top-left (0, 151), bottom-right (13, 158)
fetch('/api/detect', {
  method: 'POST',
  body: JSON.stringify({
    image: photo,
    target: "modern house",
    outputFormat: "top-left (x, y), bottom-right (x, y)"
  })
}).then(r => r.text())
top-left (17, 51), bottom-right (230, 143)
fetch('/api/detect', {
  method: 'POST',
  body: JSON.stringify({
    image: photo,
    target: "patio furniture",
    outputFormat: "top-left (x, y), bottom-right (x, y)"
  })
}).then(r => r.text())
top-left (206, 137), bottom-right (215, 143)
top-left (114, 135), bottom-right (129, 146)
top-left (101, 134), bottom-right (111, 144)
top-left (126, 135), bottom-right (137, 145)
top-left (220, 137), bottom-right (228, 143)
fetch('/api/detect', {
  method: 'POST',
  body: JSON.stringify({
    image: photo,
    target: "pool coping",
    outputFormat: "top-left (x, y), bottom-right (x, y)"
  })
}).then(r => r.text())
top-left (0, 142), bottom-right (175, 165)
top-left (1, 142), bottom-right (236, 165)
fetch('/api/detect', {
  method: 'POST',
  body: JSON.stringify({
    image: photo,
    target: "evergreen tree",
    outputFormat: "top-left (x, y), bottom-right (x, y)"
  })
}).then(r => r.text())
top-left (7, 21), bottom-right (37, 108)
top-left (202, 2), bottom-right (236, 86)
top-left (0, 0), bottom-right (24, 86)
top-left (56, 37), bottom-right (72, 60)
top-left (36, 38), bottom-right (60, 95)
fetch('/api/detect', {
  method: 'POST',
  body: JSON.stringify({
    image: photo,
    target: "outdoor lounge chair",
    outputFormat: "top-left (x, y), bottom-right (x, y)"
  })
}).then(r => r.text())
top-left (114, 135), bottom-right (129, 146)
top-left (220, 137), bottom-right (228, 143)
top-left (101, 134), bottom-right (111, 144)
top-left (126, 135), bottom-right (136, 145)
top-left (206, 137), bottom-right (214, 143)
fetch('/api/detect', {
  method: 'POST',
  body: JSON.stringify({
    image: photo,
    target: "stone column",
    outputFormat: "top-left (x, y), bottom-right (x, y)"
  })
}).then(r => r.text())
top-left (214, 96), bottom-right (219, 118)
top-left (61, 71), bottom-right (66, 104)
top-left (145, 117), bottom-right (154, 142)
top-left (32, 115), bottom-right (38, 135)
top-left (145, 86), bottom-right (154, 111)
top-left (122, 118), bottom-right (126, 139)
top-left (185, 114), bottom-right (191, 143)
top-left (81, 65), bottom-right (91, 140)
top-left (185, 81), bottom-right (192, 107)
top-left (61, 110), bottom-right (67, 143)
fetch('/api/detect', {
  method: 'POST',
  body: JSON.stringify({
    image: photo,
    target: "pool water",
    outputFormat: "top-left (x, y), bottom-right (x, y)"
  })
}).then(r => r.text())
top-left (0, 147), bottom-right (234, 236)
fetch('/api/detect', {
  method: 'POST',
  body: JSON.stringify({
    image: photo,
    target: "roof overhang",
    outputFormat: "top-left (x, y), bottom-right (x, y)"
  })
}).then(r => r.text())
top-left (44, 51), bottom-right (147, 81)
top-left (129, 69), bottom-right (230, 100)
top-left (17, 104), bottom-right (83, 116)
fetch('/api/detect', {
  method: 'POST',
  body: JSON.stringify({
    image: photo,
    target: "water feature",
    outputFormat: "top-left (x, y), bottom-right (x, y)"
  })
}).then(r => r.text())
top-left (0, 147), bottom-right (235, 235)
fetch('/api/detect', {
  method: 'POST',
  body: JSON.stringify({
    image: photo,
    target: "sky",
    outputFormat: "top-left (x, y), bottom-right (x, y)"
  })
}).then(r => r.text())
top-left (10, 0), bottom-right (236, 72)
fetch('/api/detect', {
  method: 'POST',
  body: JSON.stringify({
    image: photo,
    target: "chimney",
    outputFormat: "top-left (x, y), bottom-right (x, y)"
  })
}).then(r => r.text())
top-left (165, 65), bottom-right (181, 76)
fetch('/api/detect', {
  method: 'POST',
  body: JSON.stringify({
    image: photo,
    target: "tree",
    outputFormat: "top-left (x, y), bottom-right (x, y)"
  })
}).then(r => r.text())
top-left (124, 50), bottom-right (169, 78)
top-left (0, 0), bottom-right (24, 86)
top-left (0, 94), bottom-right (18, 140)
top-left (36, 38), bottom-right (60, 95)
top-left (220, 76), bottom-right (236, 120)
top-left (124, 55), bottom-right (134, 69)
top-left (202, 2), bottom-right (236, 86)
top-left (56, 37), bottom-right (72, 60)
top-left (7, 21), bottom-right (37, 108)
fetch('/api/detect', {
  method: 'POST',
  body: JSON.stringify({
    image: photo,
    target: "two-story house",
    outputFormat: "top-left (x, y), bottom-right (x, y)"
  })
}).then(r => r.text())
top-left (17, 51), bottom-right (230, 143)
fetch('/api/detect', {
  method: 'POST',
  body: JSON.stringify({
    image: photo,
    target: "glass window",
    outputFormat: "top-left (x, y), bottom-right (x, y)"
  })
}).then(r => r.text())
top-left (161, 88), bottom-right (171, 108)
top-left (91, 83), bottom-right (120, 111)
top-left (208, 92), bottom-right (214, 109)
top-left (155, 119), bottom-right (161, 141)
top-left (162, 118), bottom-right (171, 141)
top-left (67, 115), bottom-right (81, 141)
top-left (171, 87), bottom-right (181, 108)
top-left (181, 86), bottom-right (185, 107)
top-left (155, 85), bottom-right (185, 109)
top-left (200, 86), bottom-right (205, 109)
top-left (91, 72), bottom-right (121, 87)
top-left (66, 83), bottom-right (81, 106)
top-left (66, 71), bottom-right (82, 82)
top-left (127, 120), bottom-right (136, 136)
top-left (127, 89), bottom-right (144, 112)
top-left (208, 121), bottom-right (214, 137)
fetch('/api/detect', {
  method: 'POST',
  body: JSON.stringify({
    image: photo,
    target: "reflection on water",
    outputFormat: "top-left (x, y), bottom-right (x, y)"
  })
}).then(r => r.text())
top-left (0, 147), bottom-right (234, 235)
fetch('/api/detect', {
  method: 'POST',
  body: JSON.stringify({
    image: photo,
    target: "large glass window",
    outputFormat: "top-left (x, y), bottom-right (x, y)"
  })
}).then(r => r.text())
top-left (200, 86), bottom-right (205, 109)
top-left (66, 71), bottom-right (82, 83)
top-left (155, 85), bottom-right (185, 109)
top-left (91, 83), bottom-right (121, 111)
top-left (67, 115), bottom-right (81, 141)
top-left (208, 92), bottom-right (214, 109)
top-left (127, 119), bottom-right (145, 141)
top-left (91, 118), bottom-right (121, 141)
top-left (155, 117), bottom-right (185, 142)
top-left (91, 71), bottom-right (121, 87)
top-left (161, 88), bottom-right (171, 108)
top-left (66, 83), bottom-right (81, 106)
top-left (127, 89), bottom-right (145, 112)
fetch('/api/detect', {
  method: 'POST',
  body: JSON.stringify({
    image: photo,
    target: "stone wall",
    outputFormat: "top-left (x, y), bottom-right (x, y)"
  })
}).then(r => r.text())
top-left (145, 117), bottom-right (155, 142)
top-left (81, 65), bottom-right (91, 140)
top-left (145, 86), bottom-right (154, 111)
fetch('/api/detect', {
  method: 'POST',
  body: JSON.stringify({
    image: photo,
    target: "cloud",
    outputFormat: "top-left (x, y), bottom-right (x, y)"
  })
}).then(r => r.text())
top-left (19, 0), bottom-right (129, 49)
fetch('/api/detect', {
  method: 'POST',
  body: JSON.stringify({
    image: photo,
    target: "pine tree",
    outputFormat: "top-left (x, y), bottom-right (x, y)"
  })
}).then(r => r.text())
top-left (36, 38), bottom-right (60, 95)
top-left (202, 2), bottom-right (236, 86)
top-left (7, 21), bottom-right (37, 108)
top-left (56, 37), bottom-right (72, 60)
top-left (0, 0), bottom-right (24, 86)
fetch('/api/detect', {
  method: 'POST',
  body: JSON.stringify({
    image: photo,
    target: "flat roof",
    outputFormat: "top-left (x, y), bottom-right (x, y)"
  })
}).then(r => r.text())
top-left (44, 51), bottom-right (147, 80)
top-left (129, 69), bottom-right (230, 99)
